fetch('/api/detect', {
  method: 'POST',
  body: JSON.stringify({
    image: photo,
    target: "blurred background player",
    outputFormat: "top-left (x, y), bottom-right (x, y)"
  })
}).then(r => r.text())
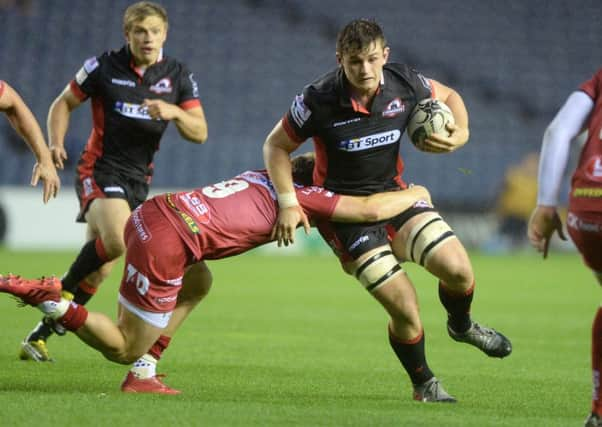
top-left (0, 80), bottom-right (60, 204)
top-left (0, 154), bottom-right (431, 394)
top-left (264, 19), bottom-right (511, 402)
top-left (527, 68), bottom-right (602, 427)
top-left (18, 1), bottom-right (208, 362)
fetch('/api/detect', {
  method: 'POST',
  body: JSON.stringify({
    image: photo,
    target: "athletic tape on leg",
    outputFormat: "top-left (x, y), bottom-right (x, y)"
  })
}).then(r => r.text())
top-left (405, 213), bottom-right (456, 266)
top-left (355, 250), bottom-right (403, 292)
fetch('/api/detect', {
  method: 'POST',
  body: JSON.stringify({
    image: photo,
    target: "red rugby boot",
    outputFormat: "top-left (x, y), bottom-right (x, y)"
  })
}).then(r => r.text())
top-left (0, 275), bottom-right (61, 306)
top-left (120, 372), bottom-right (181, 395)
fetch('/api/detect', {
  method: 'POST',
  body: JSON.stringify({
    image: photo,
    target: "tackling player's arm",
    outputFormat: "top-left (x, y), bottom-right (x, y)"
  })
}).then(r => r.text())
top-left (142, 100), bottom-right (208, 143)
top-left (263, 121), bottom-right (310, 246)
top-left (47, 84), bottom-right (85, 170)
top-left (330, 186), bottom-right (431, 223)
top-left (0, 81), bottom-right (60, 203)
top-left (528, 91), bottom-right (592, 258)
top-left (424, 79), bottom-right (469, 153)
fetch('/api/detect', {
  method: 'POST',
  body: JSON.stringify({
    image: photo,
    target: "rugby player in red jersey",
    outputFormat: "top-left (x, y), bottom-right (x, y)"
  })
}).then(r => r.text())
top-left (264, 19), bottom-right (511, 402)
top-left (19, 1), bottom-right (208, 362)
top-left (0, 80), bottom-right (60, 203)
top-left (0, 153), bottom-right (431, 394)
top-left (528, 69), bottom-right (602, 427)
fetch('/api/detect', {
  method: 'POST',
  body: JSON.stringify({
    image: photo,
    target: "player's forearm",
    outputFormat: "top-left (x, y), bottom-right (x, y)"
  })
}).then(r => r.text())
top-left (6, 103), bottom-right (50, 163)
top-left (444, 90), bottom-right (469, 144)
top-left (174, 108), bottom-right (208, 143)
top-left (332, 186), bottom-right (431, 223)
top-left (264, 140), bottom-right (296, 196)
top-left (47, 96), bottom-right (72, 149)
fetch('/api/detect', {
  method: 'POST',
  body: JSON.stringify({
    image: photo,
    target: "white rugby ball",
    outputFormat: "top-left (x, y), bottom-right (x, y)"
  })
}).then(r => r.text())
top-left (406, 98), bottom-right (455, 150)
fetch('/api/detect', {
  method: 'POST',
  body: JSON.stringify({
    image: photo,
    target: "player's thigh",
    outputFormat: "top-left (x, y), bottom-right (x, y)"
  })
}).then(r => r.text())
top-left (117, 302), bottom-right (164, 357)
top-left (371, 269), bottom-right (420, 322)
top-left (179, 261), bottom-right (213, 304)
top-left (85, 197), bottom-right (132, 242)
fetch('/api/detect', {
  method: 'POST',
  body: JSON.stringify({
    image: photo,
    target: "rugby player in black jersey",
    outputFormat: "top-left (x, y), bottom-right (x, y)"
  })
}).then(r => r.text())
top-left (18, 2), bottom-right (208, 376)
top-left (264, 19), bottom-right (511, 403)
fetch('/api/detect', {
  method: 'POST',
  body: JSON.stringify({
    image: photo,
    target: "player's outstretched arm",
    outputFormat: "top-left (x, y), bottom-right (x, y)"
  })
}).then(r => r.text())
top-left (331, 186), bottom-right (431, 223)
top-left (47, 85), bottom-right (83, 170)
top-left (264, 122), bottom-right (310, 246)
top-left (0, 81), bottom-right (60, 203)
top-left (142, 99), bottom-right (208, 143)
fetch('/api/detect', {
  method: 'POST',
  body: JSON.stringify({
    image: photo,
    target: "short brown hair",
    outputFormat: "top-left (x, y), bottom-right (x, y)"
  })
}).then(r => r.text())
top-left (291, 152), bottom-right (315, 186)
top-left (123, 1), bottom-right (168, 33)
top-left (336, 19), bottom-right (387, 56)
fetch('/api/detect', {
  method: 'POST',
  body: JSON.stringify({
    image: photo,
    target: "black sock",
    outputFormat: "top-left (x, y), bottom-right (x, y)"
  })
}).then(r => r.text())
top-left (73, 286), bottom-right (96, 305)
top-left (438, 281), bottom-right (474, 333)
top-left (62, 239), bottom-right (107, 294)
top-left (27, 320), bottom-right (55, 342)
top-left (388, 328), bottom-right (434, 385)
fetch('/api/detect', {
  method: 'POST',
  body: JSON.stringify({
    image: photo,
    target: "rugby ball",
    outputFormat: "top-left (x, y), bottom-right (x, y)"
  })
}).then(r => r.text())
top-left (406, 98), bottom-right (455, 150)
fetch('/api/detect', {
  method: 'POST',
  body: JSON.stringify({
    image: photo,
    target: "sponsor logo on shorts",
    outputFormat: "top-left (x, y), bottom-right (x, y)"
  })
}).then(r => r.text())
top-left (82, 177), bottom-right (94, 197)
top-left (382, 98), bottom-right (405, 118)
top-left (413, 199), bottom-right (431, 208)
top-left (349, 235), bottom-right (369, 252)
top-left (156, 295), bottom-right (178, 304)
top-left (150, 78), bottom-right (172, 94)
top-left (103, 186), bottom-right (125, 194)
top-left (567, 212), bottom-right (601, 232)
top-left (338, 130), bottom-right (401, 152)
top-left (131, 206), bottom-right (151, 242)
top-left (290, 94), bottom-right (312, 127)
top-left (114, 101), bottom-right (153, 120)
top-left (111, 78), bottom-right (136, 87)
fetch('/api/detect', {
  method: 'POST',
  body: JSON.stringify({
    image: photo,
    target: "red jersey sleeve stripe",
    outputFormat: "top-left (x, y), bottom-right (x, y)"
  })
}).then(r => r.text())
top-left (179, 99), bottom-right (201, 110)
top-left (69, 80), bottom-right (88, 101)
top-left (281, 115), bottom-right (305, 144)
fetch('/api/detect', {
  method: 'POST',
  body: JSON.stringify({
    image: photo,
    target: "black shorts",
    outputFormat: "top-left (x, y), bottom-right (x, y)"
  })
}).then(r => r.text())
top-left (318, 206), bottom-right (436, 261)
top-left (75, 170), bottom-right (149, 223)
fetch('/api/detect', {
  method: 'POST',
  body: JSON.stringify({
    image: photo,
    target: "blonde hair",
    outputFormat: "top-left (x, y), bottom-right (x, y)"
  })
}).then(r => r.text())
top-left (123, 1), bottom-right (168, 32)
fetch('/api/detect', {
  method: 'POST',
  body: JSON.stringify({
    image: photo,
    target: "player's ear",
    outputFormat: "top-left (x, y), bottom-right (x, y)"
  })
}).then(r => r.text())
top-left (335, 52), bottom-right (342, 66)
top-left (383, 46), bottom-right (390, 63)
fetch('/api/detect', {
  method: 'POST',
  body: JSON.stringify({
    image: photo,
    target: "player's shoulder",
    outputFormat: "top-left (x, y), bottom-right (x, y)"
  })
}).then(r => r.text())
top-left (303, 68), bottom-right (340, 105)
top-left (384, 63), bottom-right (423, 82)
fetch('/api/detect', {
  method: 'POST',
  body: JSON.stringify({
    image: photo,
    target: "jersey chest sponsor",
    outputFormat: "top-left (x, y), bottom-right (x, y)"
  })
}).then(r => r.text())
top-left (337, 130), bottom-right (401, 152)
top-left (114, 101), bottom-right (153, 120)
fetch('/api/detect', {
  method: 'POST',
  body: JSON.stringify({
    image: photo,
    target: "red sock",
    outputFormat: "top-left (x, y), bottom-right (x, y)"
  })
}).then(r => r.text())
top-left (592, 307), bottom-right (602, 415)
top-left (58, 302), bottom-right (89, 331)
top-left (148, 335), bottom-right (171, 361)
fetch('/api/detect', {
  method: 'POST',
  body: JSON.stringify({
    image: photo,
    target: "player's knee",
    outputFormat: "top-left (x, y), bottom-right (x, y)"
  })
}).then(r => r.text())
top-left (100, 235), bottom-right (126, 260)
top-left (354, 250), bottom-right (403, 293)
top-left (431, 250), bottom-right (474, 287)
top-left (404, 212), bottom-right (456, 266)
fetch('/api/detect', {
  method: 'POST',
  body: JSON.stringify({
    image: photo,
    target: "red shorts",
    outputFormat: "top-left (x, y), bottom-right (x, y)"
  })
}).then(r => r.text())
top-left (119, 200), bottom-right (194, 318)
top-left (566, 210), bottom-right (602, 273)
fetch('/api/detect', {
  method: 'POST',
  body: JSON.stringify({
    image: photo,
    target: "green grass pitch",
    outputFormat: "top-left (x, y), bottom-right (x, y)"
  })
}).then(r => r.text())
top-left (0, 248), bottom-right (597, 426)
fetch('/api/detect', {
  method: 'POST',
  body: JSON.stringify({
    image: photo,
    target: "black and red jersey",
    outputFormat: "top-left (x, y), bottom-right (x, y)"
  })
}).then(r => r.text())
top-left (71, 45), bottom-right (201, 183)
top-left (282, 63), bottom-right (433, 195)
top-left (570, 68), bottom-right (602, 211)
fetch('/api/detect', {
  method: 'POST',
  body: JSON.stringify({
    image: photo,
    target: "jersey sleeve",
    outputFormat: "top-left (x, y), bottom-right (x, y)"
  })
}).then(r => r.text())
top-left (579, 68), bottom-right (602, 101)
top-left (295, 185), bottom-right (340, 220)
top-left (389, 63), bottom-right (434, 101)
top-left (176, 64), bottom-right (201, 110)
top-left (70, 56), bottom-right (102, 101)
top-left (281, 87), bottom-right (318, 144)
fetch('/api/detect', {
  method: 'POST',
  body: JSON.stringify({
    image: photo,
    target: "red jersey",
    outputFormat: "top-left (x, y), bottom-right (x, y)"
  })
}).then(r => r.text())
top-left (571, 69), bottom-right (602, 211)
top-left (151, 170), bottom-right (340, 260)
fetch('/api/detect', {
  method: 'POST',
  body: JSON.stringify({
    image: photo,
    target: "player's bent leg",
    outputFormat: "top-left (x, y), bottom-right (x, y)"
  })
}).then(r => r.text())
top-left (86, 198), bottom-right (131, 261)
top-left (348, 247), bottom-right (455, 402)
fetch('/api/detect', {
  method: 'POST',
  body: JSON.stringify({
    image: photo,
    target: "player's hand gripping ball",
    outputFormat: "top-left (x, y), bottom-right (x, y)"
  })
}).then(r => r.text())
top-left (406, 98), bottom-right (455, 150)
